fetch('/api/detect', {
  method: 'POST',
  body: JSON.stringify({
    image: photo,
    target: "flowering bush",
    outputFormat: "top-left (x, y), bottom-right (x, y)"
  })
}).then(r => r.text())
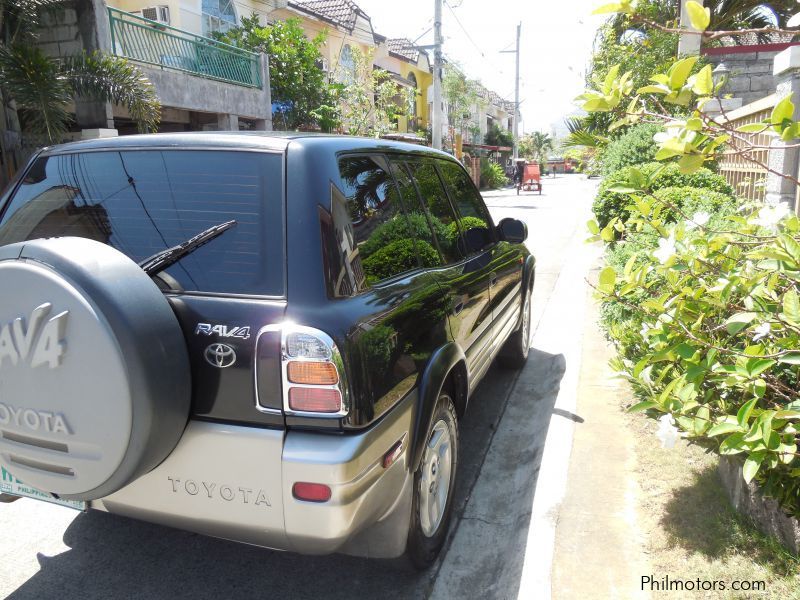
top-left (592, 171), bottom-right (800, 514)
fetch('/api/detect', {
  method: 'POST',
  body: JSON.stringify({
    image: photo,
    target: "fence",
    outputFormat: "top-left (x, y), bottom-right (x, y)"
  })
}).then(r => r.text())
top-left (716, 95), bottom-right (776, 203)
top-left (108, 8), bottom-right (262, 89)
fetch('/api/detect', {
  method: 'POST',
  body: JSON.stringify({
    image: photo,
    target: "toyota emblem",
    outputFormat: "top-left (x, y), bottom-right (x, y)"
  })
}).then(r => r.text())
top-left (204, 343), bottom-right (236, 368)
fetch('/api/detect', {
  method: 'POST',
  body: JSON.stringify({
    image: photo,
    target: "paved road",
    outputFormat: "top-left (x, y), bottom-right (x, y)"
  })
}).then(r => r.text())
top-left (0, 174), bottom-right (597, 600)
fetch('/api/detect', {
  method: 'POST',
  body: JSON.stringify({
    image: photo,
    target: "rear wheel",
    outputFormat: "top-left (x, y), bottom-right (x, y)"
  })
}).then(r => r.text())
top-left (499, 281), bottom-right (532, 369)
top-left (406, 392), bottom-right (459, 570)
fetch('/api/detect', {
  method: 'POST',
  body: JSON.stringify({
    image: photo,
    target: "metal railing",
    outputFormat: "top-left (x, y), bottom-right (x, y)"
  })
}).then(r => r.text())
top-left (108, 8), bottom-right (262, 89)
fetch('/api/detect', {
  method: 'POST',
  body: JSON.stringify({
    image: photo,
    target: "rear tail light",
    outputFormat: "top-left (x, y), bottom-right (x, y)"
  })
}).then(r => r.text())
top-left (292, 482), bottom-right (332, 503)
top-left (287, 361), bottom-right (339, 385)
top-left (253, 324), bottom-right (349, 418)
top-left (288, 387), bottom-right (342, 413)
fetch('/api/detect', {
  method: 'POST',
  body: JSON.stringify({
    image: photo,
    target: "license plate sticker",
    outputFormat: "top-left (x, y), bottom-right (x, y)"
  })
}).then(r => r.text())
top-left (1, 467), bottom-right (86, 511)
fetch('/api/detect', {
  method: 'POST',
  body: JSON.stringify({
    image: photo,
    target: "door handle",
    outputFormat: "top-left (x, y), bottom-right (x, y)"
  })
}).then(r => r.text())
top-left (453, 301), bottom-right (465, 316)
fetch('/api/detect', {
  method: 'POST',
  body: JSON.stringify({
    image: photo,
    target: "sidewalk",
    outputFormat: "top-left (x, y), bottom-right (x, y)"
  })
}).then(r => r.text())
top-left (549, 269), bottom-right (650, 599)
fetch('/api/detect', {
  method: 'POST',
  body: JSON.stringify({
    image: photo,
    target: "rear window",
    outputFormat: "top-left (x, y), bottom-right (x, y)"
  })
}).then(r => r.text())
top-left (0, 150), bottom-right (284, 296)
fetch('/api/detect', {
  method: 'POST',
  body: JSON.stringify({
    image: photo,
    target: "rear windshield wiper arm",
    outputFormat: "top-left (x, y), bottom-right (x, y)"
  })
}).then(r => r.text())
top-left (139, 219), bottom-right (237, 277)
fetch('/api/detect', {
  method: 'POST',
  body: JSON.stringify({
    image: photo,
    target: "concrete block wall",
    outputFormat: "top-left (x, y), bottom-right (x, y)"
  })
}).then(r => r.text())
top-left (38, 3), bottom-right (84, 58)
top-left (706, 50), bottom-right (781, 106)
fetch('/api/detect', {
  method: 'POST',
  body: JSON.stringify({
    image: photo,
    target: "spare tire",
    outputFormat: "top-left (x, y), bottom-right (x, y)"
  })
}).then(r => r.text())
top-left (0, 237), bottom-right (191, 501)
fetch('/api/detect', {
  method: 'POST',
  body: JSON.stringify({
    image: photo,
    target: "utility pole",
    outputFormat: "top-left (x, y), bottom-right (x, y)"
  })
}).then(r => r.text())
top-left (677, 0), bottom-right (702, 56)
top-left (501, 23), bottom-right (521, 160)
top-left (432, 0), bottom-right (443, 150)
top-left (513, 22), bottom-right (520, 161)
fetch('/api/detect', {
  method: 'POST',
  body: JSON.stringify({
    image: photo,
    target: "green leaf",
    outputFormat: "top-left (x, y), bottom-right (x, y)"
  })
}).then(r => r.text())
top-left (761, 410), bottom-right (775, 445)
top-left (592, 2), bottom-right (624, 15)
top-left (746, 358), bottom-right (775, 378)
top-left (708, 422), bottom-right (743, 437)
top-left (637, 84), bottom-right (669, 95)
top-left (720, 432), bottom-right (746, 455)
top-left (628, 400), bottom-right (657, 413)
top-left (778, 352), bottom-right (800, 365)
top-left (771, 95), bottom-right (795, 125)
top-left (783, 288), bottom-right (800, 323)
top-left (587, 219), bottom-right (600, 235)
top-left (737, 397), bottom-right (758, 427)
top-left (678, 154), bottom-right (704, 173)
top-left (775, 410), bottom-right (800, 420)
top-left (691, 64), bottom-right (713, 95)
top-left (743, 451), bottom-right (765, 483)
top-left (669, 56), bottom-right (699, 90)
top-left (598, 266), bottom-right (617, 292)
top-left (725, 312), bottom-right (756, 334)
top-left (685, 0), bottom-right (711, 31)
top-left (736, 122), bottom-right (768, 133)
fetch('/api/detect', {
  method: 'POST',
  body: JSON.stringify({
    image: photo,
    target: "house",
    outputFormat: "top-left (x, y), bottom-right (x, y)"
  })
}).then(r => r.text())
top-left (373, 37), bottom-right (433, 135)
top-left (37, 0), bottom-right (281, 134)
top-left (270, 0), bottom-right (377, 85)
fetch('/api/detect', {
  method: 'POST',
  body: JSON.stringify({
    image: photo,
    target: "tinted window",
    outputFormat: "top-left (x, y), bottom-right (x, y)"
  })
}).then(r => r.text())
top-left (0, 150), bottom-right (284, 296)
top-left (335, 155), bottom-right (422, 289)
top-left (437, 160), bottom-right (495, 254)
top-left (402, 159), bottom-right (463, 264)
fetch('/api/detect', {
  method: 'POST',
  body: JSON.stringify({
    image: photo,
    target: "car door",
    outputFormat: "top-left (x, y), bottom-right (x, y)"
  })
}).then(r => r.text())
top-left (389, 156), bottom-right (495, 387)
top-left (436, 160), bottom-right (524, 354)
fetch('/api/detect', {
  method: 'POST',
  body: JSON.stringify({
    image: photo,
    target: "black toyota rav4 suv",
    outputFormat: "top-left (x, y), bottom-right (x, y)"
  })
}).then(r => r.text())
top-left (0, 133), bottom-right (533, 568)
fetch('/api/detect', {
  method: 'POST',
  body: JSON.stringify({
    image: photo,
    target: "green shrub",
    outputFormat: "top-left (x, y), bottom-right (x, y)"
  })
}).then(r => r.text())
top-left (593, 162), bottom-right (733, 228)
top-left (601, 123), bottom-right (661, 175)
top-left (362, 238), bottom-right (439, 283)
top-left (480, 159), bottom-right (508, 189)
top-left (594, 179), bottom-right (800, 518)
top-left (652, 186), bottom-right (737, 223)
top-left (360, 212), bottom-right (447, 259)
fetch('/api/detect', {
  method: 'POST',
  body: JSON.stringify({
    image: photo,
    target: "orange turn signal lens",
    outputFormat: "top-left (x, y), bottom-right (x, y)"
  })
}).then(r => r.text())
top-left (287, 361), bottom-right (339, 385)
top-left (288, 387), bottom-right (342, 413)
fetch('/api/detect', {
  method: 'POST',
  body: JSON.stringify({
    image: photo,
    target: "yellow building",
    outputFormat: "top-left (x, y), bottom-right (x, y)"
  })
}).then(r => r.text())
top-left (374, 37), bottom-right (433, 135)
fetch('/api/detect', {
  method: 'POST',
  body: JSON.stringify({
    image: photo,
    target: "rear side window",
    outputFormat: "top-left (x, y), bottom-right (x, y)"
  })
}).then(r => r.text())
top-left (401, 158), bottom-right (464, 265)
top-left (334, 155), bottom-right (427, 291)
top-left (437, 160), bottom-right (495, 254)
top-left (0, 150), bottom-right (284, 296)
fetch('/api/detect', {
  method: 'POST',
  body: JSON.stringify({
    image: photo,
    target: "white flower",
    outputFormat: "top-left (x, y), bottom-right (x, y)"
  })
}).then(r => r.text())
top-left (639, 322), bottom-right (650, 339)
top-left (653, 232), bottom-right (677, 264)
top-left (656, 414), bottom-right (680, 449)
top-left (753, 202), bottom-right (790, 231)
top-left (686, 210), bottom-right (710, 230)
top-left (752, 322), bottom-right (771, 342)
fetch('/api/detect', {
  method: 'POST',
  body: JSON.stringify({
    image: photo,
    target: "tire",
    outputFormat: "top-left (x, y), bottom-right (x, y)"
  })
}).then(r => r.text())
top-left (499, 281), bottom-right (533, 369)
top-left (406, 392), bottom-right (459, 570)
top-left (0, 237), bottom-right (191, 501)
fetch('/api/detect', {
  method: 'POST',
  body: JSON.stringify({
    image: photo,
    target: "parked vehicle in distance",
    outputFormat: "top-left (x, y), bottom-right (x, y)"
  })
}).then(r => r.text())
top-left (0, 132), bottom-right (534, 568)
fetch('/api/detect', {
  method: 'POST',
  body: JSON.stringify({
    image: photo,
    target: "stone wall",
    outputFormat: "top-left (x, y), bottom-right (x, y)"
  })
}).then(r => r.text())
top-left (705, 49), bottom-right (780, 106)
top-left (37, 4), bottom-right (83, 58)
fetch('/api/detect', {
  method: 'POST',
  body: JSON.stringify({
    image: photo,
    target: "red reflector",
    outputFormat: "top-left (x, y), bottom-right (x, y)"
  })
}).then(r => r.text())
top-left (288, 387), bottom-right (342, 413)
top-left (293, 482), bottom-right (332, 503)
top-left (383, 437), bottom-right (405, 469)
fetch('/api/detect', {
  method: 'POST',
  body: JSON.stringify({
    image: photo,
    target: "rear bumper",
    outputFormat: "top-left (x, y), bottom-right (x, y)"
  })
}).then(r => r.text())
top-left (91, 392), bottom-right (415, 558)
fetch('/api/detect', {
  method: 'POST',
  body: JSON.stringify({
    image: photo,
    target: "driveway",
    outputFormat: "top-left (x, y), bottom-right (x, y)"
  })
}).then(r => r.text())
top-left (0, 175), bottom-right (597, 600)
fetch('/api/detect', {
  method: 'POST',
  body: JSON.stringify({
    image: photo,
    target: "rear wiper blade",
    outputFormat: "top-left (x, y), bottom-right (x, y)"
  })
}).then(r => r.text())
top-left (139, 219), bottom-right (237, 276)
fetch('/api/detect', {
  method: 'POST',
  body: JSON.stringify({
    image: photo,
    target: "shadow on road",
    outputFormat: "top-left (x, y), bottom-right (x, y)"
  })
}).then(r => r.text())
top-left (6, 352), bottom-right (562, 600)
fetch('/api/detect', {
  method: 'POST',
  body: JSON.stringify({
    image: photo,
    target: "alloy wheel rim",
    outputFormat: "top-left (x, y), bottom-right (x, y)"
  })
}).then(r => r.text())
top-left (522, 293), bottom-right (531, 350)
top-left (419, 419), bottom-right (453, 537)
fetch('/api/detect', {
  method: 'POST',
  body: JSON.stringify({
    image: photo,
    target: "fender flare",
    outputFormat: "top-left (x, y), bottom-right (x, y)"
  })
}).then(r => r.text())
top-left (518, 255), bottom-right (536, 327)
top-left (411, 342), bottom-right (466, 473)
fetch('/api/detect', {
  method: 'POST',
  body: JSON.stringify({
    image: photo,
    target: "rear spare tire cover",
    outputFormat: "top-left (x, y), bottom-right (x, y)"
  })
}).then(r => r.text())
top-left (0, 237), bottom-right (191, 500)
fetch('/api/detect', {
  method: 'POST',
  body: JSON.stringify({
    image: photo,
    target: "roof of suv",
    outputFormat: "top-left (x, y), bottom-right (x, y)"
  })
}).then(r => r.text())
top-left (42, 132), bottom-right (456, 159)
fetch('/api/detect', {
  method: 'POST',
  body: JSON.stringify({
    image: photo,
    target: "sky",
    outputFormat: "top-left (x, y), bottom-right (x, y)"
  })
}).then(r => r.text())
top-left (354, 0), bottom-right (607, 135)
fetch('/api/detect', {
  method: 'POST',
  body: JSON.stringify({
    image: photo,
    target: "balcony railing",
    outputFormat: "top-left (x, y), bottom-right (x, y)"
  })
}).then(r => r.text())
top-left (108, 8), bottom-right (262, 89)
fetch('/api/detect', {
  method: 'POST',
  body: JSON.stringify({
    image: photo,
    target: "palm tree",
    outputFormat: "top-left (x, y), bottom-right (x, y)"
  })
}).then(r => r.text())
top-left (0, 0), bottom-right (160, 144)
top-left (520, 131), bottom-right (555, 165)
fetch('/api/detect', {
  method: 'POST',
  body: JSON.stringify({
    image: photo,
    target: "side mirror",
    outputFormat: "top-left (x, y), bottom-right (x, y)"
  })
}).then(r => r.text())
top-left (498, 218), bottom-right (527, 243)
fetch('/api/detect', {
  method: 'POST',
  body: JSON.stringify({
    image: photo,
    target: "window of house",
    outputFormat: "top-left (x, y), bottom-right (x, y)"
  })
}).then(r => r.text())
top-left (407, 72), bottom-right (418, 119)
top-left (337, 44), bottom-right (356, 83)
top-left (202, 0), bottom-right (237, 36)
